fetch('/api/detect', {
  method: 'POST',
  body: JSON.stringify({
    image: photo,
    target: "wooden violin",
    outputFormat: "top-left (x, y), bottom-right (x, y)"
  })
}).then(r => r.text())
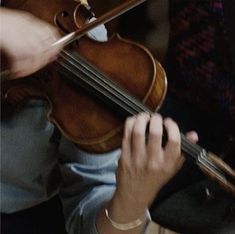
top-left (1, 0), bottom-right (235, 195)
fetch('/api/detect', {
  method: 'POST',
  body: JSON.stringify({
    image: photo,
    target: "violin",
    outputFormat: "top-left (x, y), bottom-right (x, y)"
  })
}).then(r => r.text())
top-left (1, 0), bottom-right (235, 195)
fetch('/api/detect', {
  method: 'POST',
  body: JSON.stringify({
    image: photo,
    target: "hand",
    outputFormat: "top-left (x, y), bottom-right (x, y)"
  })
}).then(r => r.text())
top-left (110, 113), bottom-right (198, 221)
top-left (0, 8), bottom-right (61, 79)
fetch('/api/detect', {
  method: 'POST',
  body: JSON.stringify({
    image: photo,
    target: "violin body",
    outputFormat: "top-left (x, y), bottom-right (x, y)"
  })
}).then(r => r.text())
top-left (2, 0), bottom-right (167, 153)
top-left (2, 0), bottom-right (235, 194)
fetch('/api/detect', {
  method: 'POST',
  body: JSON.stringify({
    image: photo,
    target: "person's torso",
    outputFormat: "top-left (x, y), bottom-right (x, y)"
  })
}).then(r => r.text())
top-left (1, 100), bottom-right (61, 213)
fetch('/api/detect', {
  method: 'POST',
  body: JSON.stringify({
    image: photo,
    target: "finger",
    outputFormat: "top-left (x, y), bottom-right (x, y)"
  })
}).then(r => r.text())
top-left (131, 112), bottom-right (150, 160)
top-left (164, 118), bottom-right (181, 160)
top-left (29, 16), bottom-right (61, 51)
top-left (32, 26), bottom-right (61, 64)
top-left (121, 116), bottom-right (136, 163)
top-left (185, 131), bottom-right (198, 144)
top-left (147, 113), bottom-right (163, 160)
top-left (25, 17), bottom-right (61, 58)
top-left (11, 56), bottom-right (37, 78)
top-left (176, 156), bottom-right (185, 170)
top-left (11, 32), bottom-right (59, 78)
top-left (40, 26), bottom-right (62, 54)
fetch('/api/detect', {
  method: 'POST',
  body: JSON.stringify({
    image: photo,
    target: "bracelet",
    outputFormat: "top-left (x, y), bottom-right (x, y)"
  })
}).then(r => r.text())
top-left (104, 208), bottom-right (147, 231)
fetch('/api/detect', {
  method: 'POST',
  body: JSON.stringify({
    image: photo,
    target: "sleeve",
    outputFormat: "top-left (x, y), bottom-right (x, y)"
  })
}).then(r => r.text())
top-left (58, 137), bottom-right (120, 234)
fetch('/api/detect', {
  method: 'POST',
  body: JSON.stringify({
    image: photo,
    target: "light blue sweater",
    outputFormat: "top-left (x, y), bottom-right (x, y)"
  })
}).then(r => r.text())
top-left (1, 100), bottom-right (120, 234)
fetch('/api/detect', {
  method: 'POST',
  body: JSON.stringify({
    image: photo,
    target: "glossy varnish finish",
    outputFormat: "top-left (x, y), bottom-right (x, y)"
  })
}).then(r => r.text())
top-left (2, 0), bottom-right (167, 153)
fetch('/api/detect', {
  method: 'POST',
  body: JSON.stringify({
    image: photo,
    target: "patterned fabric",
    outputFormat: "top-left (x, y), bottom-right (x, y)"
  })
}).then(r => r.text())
top-left (166, 0), bottom-right (235, 121)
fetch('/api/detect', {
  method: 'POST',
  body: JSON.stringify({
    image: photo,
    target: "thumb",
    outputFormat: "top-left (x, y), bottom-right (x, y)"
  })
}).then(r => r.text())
top-left (185, 131), bottom-right (199, 144)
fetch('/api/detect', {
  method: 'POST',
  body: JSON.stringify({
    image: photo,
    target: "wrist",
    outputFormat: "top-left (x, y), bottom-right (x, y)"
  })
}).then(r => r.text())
top-left (104, 207), bottom-right (148, 231)
top-left (108, 194), bottom-right (148, 223)
top-left (113, 189), bottom-right (149, 210)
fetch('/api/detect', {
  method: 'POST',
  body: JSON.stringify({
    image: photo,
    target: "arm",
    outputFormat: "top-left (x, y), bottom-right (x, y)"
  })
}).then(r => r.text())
top-left (58, 139), bottom-right (120, 234)
top-left (59, 113), bottom-right (197, 234)
top-left (96, 113), bottom-right (187, 234)
top-left (0, 8), bottom-right (61, 79)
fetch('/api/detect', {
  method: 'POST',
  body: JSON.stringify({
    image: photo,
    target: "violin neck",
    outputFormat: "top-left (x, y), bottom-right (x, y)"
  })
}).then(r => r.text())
top-left (180, 134), bottom-right (235, 193)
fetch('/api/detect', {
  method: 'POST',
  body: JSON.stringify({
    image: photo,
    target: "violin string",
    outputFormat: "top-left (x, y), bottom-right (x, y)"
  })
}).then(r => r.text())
top-left (59, 55), bottom-right (223, 175)
top-left (60, 52), bottom-right (230, 184)
top-left (61, 49), bottom-right (149, 113)
top-left (59, 51), bottom-right (150, 120)
top-left (57, 49), bottom-right (205, 160)
top-left (57, 55), bottom-right (139, 115)
top-left (181, 133), bottom-right (204, 153)
top-left (59, 50), bottom-right (204, 158)
top-left (181, 138), bottom-right (201, 161)
top-left (59, 59), bottom-right (144, 115)
top-left (61, 50), bottom-right (208, 158)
